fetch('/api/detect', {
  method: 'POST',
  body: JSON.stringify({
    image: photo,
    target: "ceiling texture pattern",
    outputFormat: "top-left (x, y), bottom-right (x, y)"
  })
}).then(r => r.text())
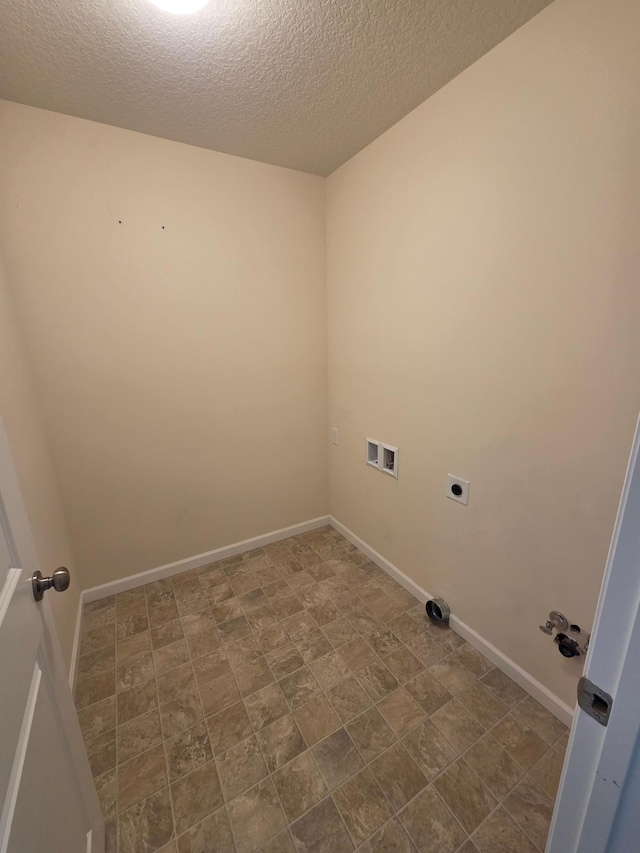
top-left (0, 0), bottom-right (553, 175)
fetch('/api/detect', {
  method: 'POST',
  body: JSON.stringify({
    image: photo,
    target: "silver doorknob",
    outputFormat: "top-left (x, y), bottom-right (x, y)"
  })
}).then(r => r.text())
top-left (32, 567), bottom-right (71, 601)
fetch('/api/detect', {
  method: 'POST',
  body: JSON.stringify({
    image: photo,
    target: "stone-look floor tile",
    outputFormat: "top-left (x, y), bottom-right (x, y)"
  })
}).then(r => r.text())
top-left (148, 601), bottom-right (180, 627)
top-left (218, 614), bottom-right (253, 644)
top-left (281, 610), bottom-right (318, 639)
top-left (346, 707), bottom-right (396, 763)
top-left (78, 695), bottom-right (116, 742)
top-left (117, 651), bottom-right (154, 693)
top-left (191, 649), bottom-right (231, 688)
top-left (256, 714), bottom-right (306, 772)
top-left (176, 589), bottom-right (209, 618)
top-left (528, 747), bottom-right (565, 800)
top-left (245, 682), bottom-right (289, 731)
top-left (553, 729), bottom-right (569, 756)
top-left (377, 688), bottom-right (426, 738)
top-left (294, 630), bottom-right (333, 664)
top-left (472, 807), bottom-right (537, 853)
top-left (238, 589), bottom-right (268, 614)
top-left (381, 648), bottom-right (424, 685)
top-left (235, 657), bottom-right (275, 696)
top-left (182, 611), bottom-right (221, 658)
top-left (211, 598), bottom-right (244, 625)
top-left (254, 565), bottom-right (283, 586)
top-left (453, 646), bottom-right (495, 679)
top-left (263, 580), bottom-right (292, 602)
top-left (199, 672), bottom-right (242, 716)
top-left (365, 626), bottom-right (403, 657)
top-left (230, 573), bottom-right (260, 598)
top-left (399, 785), bottom-right (466, 853)
top-left (118, 788), bottom-right (174, 853)
top-left (458, 681), bottom-right (508, 729)
top-left (370, 742), bottom-right (427, 811)
top-left (294, 695), bottom-right (341, 747)
top-left (333, 768), bottom-right (393, 845)
top-left (514, 696), bottom-right (568, 746)
top-left (151, 619), bottom-right (184, 651)
top-left (328, 676), bottom-right (372, 723)
top-left (258, 831), bottom-right (296, 853)
top-left (458, 843), bottom-right (480, 853)
top-left (429, 657), bottom-right (477, 696)
top-left (257, 623), bottom-right (290, 655)
top-left (225, 635), bottom-right (262, 669)
top-left (117, 611), bottom-right (150, 642)
top-left (118, 743), bottom-right (168, 812)
top-left (431, 701), bottom-right (485, 753)
top-left (117, 707), bottom-right (163, 763)
top-left (402, 720), bottom-right (457, 781)
top-left (307, 649), bottom-right (351, 690)
top-left (175, 807), bottom-right (235, 853)
top-left (290, 795), bottom-right (354, 853)
top-left (405, 635), bottom-right (448, 668)
top-left (157, 663), bottom-right (196, 705)
top-left (279, 666), bottom-right (322, 709)
top-left (322, 617), bottom-right (359, 649)
top-left (386, 615), bottom-right (423, 644)
top-left (153, 639), bottom-right (190, 675)
top-left (81, 623), bottom-right (116, 656)
top-left (117, 679), bottom-right (158, 725)
top-left (308, 600), bottom-right (342, 627)
top-left (503, 777), bottom-right (554, 851)
top-left (464, 734), bottom-right (525, 800)
top-left (86, 595), bottom-right (116, 615)
top-left (479, 668), bottom-right (526, 708)
top-left (268, 645), bottom-right (305, 680)
top-left (75, 668), bottom-right (115, 710)
top-left (207, 701), bottom-right (254, 755)
top-left (339, 637), bottom-right (378, 673)
top-left (78, 646), bottom-right (116, 682)
top-left (86, 729), bottom-right (116, 778)
top-left (311, 728), bottom-right (364, 791)
top-left (347, 609), bottom-right (382, 636)
top-left (358, 817), bottom-right (416, 853)
top-left (433, 758), bottom-right (497, 834)
top-left (404, 671), bottom-right (451, 717)
top-left (95, 767), bottom-right (117, 819)
top-left (205, 581), bottom-right (234, 605)
top-left (272, 595), bottom-right (304, 621)
top-left (227, 777), bottom-right (287, 853)
top-left (171, 760), bottom-right (224, 835)
top-left (491, 712), bottom-right (549, 771)
top-left (217, 734), bottom-right (268, 801)
top-left (356, 661), bottom-right (399, 702)
top-left (160, 690), bottom-right (204, 740)
top-left (165, 722), bottom-right (213, 782)
top-left (83, 606), bottom-right (116, 636)
top-left (271, 750), bottom-right (327, 822)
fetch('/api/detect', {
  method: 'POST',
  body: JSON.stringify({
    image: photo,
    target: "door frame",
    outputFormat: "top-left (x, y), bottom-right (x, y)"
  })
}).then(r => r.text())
top-left (548, 414), bottom-right (640, 851)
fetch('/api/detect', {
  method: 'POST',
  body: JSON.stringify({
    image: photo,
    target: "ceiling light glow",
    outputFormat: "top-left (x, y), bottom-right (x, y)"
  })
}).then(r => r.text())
top-left (148, 0), bottom-right (208, 14)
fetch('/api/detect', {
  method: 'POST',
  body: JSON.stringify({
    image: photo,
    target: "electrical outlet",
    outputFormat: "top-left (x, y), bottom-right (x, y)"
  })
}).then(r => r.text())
top-left (331, 427), bottom-right (339, 445)
top-left (447, 474), bottom-right (469, 505)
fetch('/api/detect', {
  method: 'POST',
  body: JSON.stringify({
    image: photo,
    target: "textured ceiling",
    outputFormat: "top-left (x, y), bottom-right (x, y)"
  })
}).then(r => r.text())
top-left (0, 0), bottom-right (553, 175)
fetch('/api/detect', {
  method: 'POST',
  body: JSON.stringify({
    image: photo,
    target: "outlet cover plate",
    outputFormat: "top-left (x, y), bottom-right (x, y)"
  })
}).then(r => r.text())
top-left (447, 474), bottom-right (469, 505)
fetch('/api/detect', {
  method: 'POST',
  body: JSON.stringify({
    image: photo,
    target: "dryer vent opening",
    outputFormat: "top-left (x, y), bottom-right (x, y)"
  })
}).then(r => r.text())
top-left (426, 598), bottom-right (450, 625)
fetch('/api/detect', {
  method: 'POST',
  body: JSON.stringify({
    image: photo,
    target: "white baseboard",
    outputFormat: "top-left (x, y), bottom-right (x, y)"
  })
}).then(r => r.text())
top-left (82, 515), bottom-right (330, 604)
top-left (330, 516), bottom-right (574, 727)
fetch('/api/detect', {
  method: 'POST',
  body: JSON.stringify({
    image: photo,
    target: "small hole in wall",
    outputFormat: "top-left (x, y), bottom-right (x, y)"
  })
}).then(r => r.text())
top-left (118, 220), bottom-right (122, 224)
top-left (162, 226), bottom-right (165, 230)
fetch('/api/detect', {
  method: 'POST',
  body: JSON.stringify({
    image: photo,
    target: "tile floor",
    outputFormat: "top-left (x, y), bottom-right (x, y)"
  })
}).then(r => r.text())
top-left (75, 527), bottom-right (567, 853)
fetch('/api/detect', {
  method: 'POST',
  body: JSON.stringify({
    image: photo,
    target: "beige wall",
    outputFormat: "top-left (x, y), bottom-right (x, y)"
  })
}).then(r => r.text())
top-left (0, 103), bottom-right (328, 588)
top-left (0, 248), bottom-right (81, 666)
top-left (327, 0), bottom-right (640, 707)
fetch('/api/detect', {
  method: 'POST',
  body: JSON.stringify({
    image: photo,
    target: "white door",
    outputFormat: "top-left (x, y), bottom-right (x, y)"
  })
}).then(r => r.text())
top-left (0, 418), bottom-right (103, 853)
top-left (548, 414), bottom-right (640, 852)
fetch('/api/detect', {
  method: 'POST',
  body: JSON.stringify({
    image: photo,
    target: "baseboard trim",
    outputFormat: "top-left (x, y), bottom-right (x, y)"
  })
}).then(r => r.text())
top-left (330, 516), bottom-right (574, 727)
top-left (68, 591), bottom-right (84, 693)
top-left (82, 515), bottom-right (330, 604)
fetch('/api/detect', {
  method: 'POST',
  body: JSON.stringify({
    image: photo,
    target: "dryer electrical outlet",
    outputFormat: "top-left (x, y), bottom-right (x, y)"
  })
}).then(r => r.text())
top-left (447, 474), bottom-right (470, 505)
